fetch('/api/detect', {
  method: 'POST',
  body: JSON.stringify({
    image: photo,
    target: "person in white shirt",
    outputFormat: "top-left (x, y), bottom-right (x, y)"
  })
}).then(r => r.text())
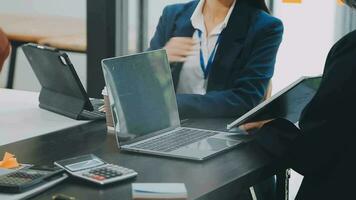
top-left (149, 0), bottom-right (284, 199)
top-left (150, 0), bottom-right (284, 120)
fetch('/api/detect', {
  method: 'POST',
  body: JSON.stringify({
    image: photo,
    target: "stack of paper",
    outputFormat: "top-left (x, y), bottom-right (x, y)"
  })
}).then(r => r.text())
top-left (132, 183), bottom-right (187, 200)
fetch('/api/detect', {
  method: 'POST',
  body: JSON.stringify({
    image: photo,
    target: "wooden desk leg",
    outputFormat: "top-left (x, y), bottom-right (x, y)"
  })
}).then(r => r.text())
top-left (6, 41), bottom-right (23, 89)
top-left (276, 169), bottom-right (291, 200)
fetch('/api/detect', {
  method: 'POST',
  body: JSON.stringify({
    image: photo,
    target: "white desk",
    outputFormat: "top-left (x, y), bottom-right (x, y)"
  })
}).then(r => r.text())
top-left (0, 89), bottom-right (90, 146)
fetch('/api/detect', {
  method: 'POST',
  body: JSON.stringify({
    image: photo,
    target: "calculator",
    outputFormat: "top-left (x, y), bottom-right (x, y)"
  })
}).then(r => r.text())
top-left (54, 154), bottom-right (137, 185)
top-left (0, 166), bottom-right (65, 193)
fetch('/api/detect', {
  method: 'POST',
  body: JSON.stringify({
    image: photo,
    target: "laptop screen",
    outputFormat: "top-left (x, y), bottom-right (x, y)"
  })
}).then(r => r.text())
top-left (102, 50), bottom-right (180, 143)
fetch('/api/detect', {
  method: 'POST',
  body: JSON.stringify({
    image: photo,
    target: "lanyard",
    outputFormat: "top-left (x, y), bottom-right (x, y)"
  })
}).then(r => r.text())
top-left (197, 30), bottom-right (222, 79)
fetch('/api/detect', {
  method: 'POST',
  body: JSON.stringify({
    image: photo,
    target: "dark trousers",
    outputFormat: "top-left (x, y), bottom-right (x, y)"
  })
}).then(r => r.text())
top-left (254, 176), bottom-right (276, 200)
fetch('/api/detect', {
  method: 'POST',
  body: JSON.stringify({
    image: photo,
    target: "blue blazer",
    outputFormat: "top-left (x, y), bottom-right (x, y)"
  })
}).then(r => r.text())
top-left (149, 0), bottom-right (283, 118)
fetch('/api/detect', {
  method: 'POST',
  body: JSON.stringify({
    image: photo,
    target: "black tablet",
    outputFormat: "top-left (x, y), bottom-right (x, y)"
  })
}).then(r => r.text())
top-left (22, 43), bottom-right (94, 119)
top-left (227, 76), bottom-right (322, 129)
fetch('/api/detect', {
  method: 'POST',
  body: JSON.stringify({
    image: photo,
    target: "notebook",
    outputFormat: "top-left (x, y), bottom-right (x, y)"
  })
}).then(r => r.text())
top-left (132, 183), bottom-right (187, 200)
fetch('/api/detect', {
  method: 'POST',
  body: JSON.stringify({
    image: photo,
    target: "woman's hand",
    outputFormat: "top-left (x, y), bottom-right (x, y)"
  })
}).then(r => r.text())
top-left (239, 119), bottom-right (274, 132)
top-left (164, 37), bottom-right (198, 63)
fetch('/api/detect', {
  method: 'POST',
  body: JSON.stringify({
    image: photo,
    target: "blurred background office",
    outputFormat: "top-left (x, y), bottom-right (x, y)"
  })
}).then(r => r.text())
top-left (0, 0), bottom-right (354, 199)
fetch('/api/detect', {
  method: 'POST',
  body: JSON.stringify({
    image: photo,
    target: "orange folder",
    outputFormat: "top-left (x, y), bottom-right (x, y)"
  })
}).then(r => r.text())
top-left (0, 152), bottom-right (20, 169)
top-left (282, 0), bottom-right (302, 3)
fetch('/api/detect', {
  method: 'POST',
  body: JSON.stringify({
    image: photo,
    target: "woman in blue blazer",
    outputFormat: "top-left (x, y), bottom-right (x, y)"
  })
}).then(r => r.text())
top-left (149, 0), bottom-right (283, 119)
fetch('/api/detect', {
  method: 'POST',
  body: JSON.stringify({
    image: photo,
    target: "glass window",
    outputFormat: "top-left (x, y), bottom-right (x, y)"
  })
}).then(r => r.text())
top-left (147, 0), bottom-right (190, 45)
top-left (127, 0), bottom-right (189, 53)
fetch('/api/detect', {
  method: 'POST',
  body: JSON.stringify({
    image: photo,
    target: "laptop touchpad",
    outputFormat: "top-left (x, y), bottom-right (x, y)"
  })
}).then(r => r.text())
top-left (182, 138), bottom-right (238, 151)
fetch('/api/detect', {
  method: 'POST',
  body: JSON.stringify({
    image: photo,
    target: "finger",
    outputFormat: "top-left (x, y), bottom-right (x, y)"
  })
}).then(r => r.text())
top-left (165, 37), bottom-right (199, 53)
top-left (171, 37), bottom-right (199, 45)
top-left (167, 48), bottom-right (198, 57)
top-left (168, 55), bottom-right (187, 63)
top-left (166, 42), bottom-right (198, 52)
top-left (238, 124), bottom-right (247, 132)
top-left (240, 119), bottom-right (274, 131)
top-left (240, 123), bottom-right (252, 131)
top-left (245, 122), bottom-right (263, 130)
top-left (239, 122), bottom-right (261, 131)
top-left (166, 51), bottom-right (195, 62)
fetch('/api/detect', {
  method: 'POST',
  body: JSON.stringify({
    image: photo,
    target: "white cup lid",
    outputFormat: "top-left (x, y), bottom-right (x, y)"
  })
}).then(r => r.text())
top-left (102, 86), bottom-right (108, 96)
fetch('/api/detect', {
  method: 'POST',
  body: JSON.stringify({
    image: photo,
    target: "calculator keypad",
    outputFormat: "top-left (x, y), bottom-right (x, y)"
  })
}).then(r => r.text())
top-left (0, 170), bottom-right (47, 186)
top-left (82, 165), bottom-right (135, 182)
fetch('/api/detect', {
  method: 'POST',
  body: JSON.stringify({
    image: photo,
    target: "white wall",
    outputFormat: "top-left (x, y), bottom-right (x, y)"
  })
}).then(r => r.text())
top-left (272, 0), bottom-right (337, 93)
top-left (0, 0), bottom-right (86, 91)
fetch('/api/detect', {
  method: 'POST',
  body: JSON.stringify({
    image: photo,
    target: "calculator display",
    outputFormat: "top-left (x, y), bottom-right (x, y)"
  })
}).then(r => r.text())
top-left (55, 155), bottom-right (105, 172)
top-left (65, 159), bottom-right (104, 172)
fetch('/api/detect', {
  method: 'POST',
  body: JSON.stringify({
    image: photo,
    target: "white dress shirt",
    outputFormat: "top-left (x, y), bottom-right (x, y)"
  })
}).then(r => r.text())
top-left (176, 0), bottom-right (236, 95)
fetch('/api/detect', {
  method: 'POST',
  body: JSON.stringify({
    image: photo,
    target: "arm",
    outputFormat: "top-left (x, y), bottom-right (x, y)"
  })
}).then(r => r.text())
top-left (177, 20), bottom-right (284, 118)
top-left (254, 35), bottom-right (356, 176)
top-left (149, 4), bottom-right (186, 50)
top-left (255, 118), bottom-right (350, 176)
top-left (149, 5), bottom-right (197, 63)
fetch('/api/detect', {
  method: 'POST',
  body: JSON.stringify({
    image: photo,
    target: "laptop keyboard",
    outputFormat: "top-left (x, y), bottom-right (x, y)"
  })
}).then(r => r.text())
top-left (81, 109), bottom-right (105, 119)
top-left (130, 128), bottom-right (218, 152)
top-left (80, 99), bottom-right (105, 120)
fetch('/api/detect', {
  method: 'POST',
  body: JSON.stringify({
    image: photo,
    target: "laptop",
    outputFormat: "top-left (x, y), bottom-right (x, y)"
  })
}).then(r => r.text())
top-left (101, 49), bottom-right (243, 161)
top-left (22, 43), bottom-right (105, 120)
top-left (227, 76), bottom-right (322, 130)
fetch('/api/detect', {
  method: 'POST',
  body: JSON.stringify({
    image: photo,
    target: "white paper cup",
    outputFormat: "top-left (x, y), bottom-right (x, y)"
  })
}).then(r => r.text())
top-left (102, 87), bottom-right (115, 134)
